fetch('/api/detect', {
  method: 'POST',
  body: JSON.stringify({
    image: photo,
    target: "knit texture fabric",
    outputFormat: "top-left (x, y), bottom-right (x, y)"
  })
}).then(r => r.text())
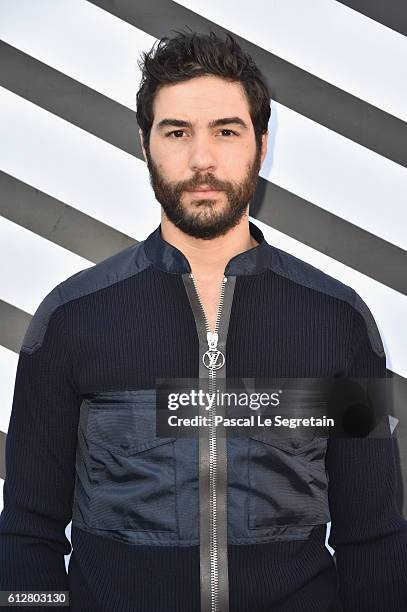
top-left (1, 262), bottom-right (406, 611)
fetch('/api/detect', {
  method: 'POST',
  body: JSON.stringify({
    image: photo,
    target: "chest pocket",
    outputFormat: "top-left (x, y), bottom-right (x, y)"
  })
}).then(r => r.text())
top-left (248, 434), bottom-right (331, 529)
top-left (82, 390), bottom-right (177, 533)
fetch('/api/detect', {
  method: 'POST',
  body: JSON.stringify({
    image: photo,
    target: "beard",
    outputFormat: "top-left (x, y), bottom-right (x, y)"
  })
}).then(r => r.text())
top-left (144, 145), bottom-right (262, 240)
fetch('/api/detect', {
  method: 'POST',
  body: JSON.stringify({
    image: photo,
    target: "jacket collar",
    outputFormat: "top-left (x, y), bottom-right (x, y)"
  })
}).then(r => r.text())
top-left (143, 220), bottom-right (273, 276)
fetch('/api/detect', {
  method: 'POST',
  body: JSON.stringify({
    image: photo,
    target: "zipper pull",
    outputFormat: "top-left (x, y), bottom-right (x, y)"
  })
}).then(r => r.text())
top-left (207, 331), bottom-right (219, 351)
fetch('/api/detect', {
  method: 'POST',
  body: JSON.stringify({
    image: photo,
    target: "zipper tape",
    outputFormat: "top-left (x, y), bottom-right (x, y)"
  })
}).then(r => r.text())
top-left (182, 273), bottom-right (236, 612)
top-left (213, 275), bottom-right (235, 612)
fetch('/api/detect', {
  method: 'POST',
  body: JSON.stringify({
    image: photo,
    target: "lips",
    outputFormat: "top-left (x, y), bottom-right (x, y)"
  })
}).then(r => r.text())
top-left (186, 182), bottom-right (220, 190)
top-left (186, 187), bottom-right (222, 194)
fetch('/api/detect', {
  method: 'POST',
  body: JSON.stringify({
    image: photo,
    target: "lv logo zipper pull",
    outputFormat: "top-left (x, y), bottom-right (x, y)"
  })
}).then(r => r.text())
top-left (203, 331), bottom-right (225, 370)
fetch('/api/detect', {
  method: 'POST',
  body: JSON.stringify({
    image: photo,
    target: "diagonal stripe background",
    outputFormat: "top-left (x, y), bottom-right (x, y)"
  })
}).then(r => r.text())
top-left (1, 0), bottom-right (406, 543)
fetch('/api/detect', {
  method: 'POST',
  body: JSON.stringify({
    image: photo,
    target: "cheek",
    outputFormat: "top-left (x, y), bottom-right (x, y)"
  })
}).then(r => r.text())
top-left (161, 162), bottom-right (184, 183)
top-left (150, 147), bottom-right (186, 180)
top-left (223, 143), bottom-right (254, 171)
top-left (223, 157), bottom-right (250, 181)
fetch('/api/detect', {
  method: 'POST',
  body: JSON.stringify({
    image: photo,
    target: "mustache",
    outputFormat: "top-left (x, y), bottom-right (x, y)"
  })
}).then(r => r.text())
top-left (176, 175), bottom-right (233, 192)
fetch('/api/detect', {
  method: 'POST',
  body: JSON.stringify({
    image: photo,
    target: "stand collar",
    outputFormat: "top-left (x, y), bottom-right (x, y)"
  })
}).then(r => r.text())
top-left (143, 220), bottom-right (273, 276)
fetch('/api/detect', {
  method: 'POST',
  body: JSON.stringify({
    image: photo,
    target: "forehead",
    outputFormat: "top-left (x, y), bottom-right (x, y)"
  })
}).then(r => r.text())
top-left (152, 75), bottom-right (251, 123)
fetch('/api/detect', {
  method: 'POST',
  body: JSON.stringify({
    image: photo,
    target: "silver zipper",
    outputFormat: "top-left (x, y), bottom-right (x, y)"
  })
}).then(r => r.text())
top-left (190, 272), bottom-right (228, 612)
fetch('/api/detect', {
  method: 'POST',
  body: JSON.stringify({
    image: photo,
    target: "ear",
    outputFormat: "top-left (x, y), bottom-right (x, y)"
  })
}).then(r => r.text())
top-left (139, 128), bottom-right (148, 163)
top-left (260, 131), bottom-right (268, 165)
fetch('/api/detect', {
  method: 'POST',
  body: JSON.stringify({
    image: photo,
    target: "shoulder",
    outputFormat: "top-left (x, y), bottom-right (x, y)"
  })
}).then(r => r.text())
top-left (21, 241), bottom-right (149, 354)
top-left (270, 245), bottom-right (355, 305)
top-left (270, 245), bottom-right (384, 358)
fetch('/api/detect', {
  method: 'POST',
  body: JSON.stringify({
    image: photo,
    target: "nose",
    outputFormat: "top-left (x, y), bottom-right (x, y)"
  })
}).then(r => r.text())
top-left (188, 133), bottom-right (217, 173)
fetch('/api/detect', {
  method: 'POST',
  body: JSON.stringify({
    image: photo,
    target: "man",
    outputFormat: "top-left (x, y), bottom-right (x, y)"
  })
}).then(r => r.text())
top-left (1, 30), bottom-right (406, 612)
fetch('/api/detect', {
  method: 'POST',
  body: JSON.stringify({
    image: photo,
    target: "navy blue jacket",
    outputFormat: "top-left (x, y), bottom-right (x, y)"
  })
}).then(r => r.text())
top-left (1, 221), bottom-right (406, 611)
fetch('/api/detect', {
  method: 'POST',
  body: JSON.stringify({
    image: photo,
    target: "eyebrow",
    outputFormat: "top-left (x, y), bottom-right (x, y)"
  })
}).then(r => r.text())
top-left (156, 116), bottom-right (249, 130)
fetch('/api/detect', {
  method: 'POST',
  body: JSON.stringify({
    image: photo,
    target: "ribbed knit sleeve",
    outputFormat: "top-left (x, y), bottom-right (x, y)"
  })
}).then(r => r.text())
top-left (0, 291), bottom-right (82, 609)
top-left (325, 290), bottom-right (407, 611)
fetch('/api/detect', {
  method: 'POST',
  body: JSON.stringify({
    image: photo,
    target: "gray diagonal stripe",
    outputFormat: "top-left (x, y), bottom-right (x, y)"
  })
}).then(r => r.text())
top-left (251, 178), bottom-right (407, 295)
top-left (2, 169), bottom-right (406, 296)
top-left (0, 300), bottom-right (32, 354)
top-left (87, 0), bottom-right (407, 168)
top-left (336, 0), bottom-right (407, 37)
top-left (0, 41), bottom-right (143, 159)
top-left (0, 171), bottom-right (137, 263)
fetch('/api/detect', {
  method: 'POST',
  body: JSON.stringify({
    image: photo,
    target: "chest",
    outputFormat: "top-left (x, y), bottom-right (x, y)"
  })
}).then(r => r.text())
top-left (192, 279), bottom-right (225, 331)
top-left (73, 272), bottom-right (349, 390)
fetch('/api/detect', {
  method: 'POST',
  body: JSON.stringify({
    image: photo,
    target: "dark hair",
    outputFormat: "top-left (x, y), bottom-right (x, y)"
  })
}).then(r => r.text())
top-left (136, 30), bottom-right (271, 153)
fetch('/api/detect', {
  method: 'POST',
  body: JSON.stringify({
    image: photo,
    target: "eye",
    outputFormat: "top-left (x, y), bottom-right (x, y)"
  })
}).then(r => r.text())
top-left (166, 130), bottom-right (187, 138)
top-left (164, 128), bottom-right (239, 138)
top-left (219, 129), bottom-right (238, 137)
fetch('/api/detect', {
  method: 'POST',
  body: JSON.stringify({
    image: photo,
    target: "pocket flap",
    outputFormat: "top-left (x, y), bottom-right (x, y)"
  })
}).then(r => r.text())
top-left (84, 389), bottom-right (175, 455)
top-left (249, 433), bottom-right (328, 455)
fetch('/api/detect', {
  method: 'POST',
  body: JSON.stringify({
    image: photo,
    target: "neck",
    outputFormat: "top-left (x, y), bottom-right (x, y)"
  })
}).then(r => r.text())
top-left (160, 212), bottom-right (258, 279)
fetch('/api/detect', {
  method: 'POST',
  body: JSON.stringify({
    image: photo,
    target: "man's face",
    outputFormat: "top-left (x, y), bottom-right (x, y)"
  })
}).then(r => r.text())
top-left (140, 75), bottom-right (268, 239)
